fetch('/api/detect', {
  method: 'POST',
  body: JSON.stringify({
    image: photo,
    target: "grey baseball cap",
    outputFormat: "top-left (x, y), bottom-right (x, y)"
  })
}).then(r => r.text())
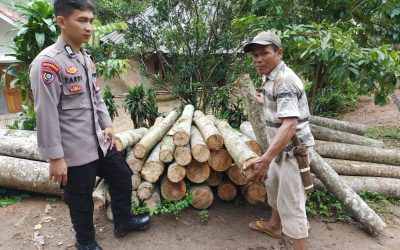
top-left (243, 31), bottom-right (282, 52)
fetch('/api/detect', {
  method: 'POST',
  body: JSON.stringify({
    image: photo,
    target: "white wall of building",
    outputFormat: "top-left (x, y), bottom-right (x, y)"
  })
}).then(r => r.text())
top-left (0, 17), bottom-right (17, 56)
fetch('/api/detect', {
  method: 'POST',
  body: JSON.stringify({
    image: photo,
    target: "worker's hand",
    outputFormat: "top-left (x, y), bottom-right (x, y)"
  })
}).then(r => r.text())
top-left (104, 127), bottom-right (116, 149)
top-left (243, 157), bottom-right (269, 183)
top-left (49, 158), bottom-right (68, 186)
top-left (255, 92), bottom-right (264, 106)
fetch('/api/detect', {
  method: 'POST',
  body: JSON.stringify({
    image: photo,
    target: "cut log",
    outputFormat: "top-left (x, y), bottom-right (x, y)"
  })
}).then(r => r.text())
top-left (92, 179), bottom-right (107, 210)
top-left (311, 151), bottom-right (386, 235)
top-left (207, 168), bottom-right (223, 186)
top-left (242, 182), bottom-right (266, 205)
top-left (105, 190), bottom-right (111, 205)
top-left (106, 205), bottom-right (113, 221)
top-left (132, 173), bottom-right (141, 191)
top-left (0, 155), bottom-right (62, 196)
top-left (227, 164), bottom-right (247, 185)
top-left (159, 135), bottom-right (175, 163)
top-left (167, 162), bottom-right (186, 183)
top-left (190, 125), bottom-right (210, 163)
top-left (234, 130), bottom-right (263, 156)
top-left (235, 74), bottom-right (269, 151)
top-left (193, 110), bottom-right (224, 150)
top-left (186, 159), bottom-right (211, 184)
top-left (215, 120), bottom-right (258, 168)
top-left (137, 181), bottom-right (154, 201)
top-left (190, 184), bottom-right (214, 209)
top-left (239, 121), bottom-right (257, 141)
top-left (0, 128), bottom-right (37, 139)
top-left (173, 104), bottom-right (194, 146)
top-left (131, 190), bottom-right (139, 206)
top-left (310, 124), bottom-right (383, 148)
top-left (143, 184), bottom-right (161, 213)
top-left (174, 144), bottom-right (192, 166)
top-left (315, 140), bottom-right (400, 166)
top-left (324, 158), bottom-right (400, 178)
top-left (208, 149), bottom-right (232, 172)
top-left (0, 135), bottom-right (43, 161)
top-left (126, 148), bottom-right (144, 173)
top-left (134, 110), bottom-right (179, 159)
top-left (217, 180), bottom-right (237, 201)
top-left (160, 176), bottom-right (186, 201)
top-left (115, 128), bottom-right (148, 152)
top-left (141, 143), bottom-right (165, 183)
top-left (310, 116), bottom-right (368, 135)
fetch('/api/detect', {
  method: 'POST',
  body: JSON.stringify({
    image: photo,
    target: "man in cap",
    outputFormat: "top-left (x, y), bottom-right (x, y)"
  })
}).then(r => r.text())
top-left (243, 31), bottom-right (315, 250)
top-left (30, 0), bottom-right (150, 249)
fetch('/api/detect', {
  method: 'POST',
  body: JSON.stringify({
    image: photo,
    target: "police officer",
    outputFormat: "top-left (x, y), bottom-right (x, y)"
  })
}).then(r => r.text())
top-left (30, 1), bottom-right (150, 249)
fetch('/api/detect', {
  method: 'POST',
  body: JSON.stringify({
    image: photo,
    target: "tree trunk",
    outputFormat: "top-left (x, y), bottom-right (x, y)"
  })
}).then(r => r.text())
top-left (208, 149), bottom-right (232, 172)
top-left (242, 182), bottom-right (267, 205)
top-left (215, 120), bottom-right (258, 167)
top-left (137, 181), bottom-right (154, 201)
top-left (190, 125), bottom-right (210, 163)
top-left (240, 121), bottom-right (257, 141)
top-left (390, 93), bottom-right (400, 112)
top-left (173, 104), bottom-right (194, 146)
top-left (310, 151), bottom-right (386, 235)
top-left (0, 128), bottom-right (37, 139)
top-left (174, 144), bottom-right (192, 166)
top-left (315, 140), bottom-right (400, 166)
top-left (114, 128), bottom-right (148, 152)
top-left (160, 176), bottom-right (186, 201)
top-left (324, 158), bottom-right (400, 178)
top-left (227, 164), bottom-right (246, 185)
top-left (207, 168), bottom-right (223, 186)
top-left (310, 124), bottom-right (383, 148)
top-left (186, 159), bottom-right (211, 184)
top-left (190, 184), bottom-right (214, 209)
top-left (141, 143), bottom-right (164, 183)
top-left (0, 155), bottom-right (62, 196)
top-left (134, 110), bottom-right (179, 159)
top-left (126, 148), bottom-right (144, 174)
top-left (167, 161), bottom-right (186, 183)
top-left (159, 135), bottom-right (175, 163)
top-left (310, 116), bottom-right (368, 135)
top-left (92, 179), bottom-right (107, 210)
top-left (0, 135), bottom-right (43, 161)
top-left (143, 184), bottom-right (161, 213)
top-left (193, 110), bottom-right (224, 150)
top-left (235, 74), bottom-right (269, 151)
top-left (309, 62), bottom-right (322, 115)
top-left (217, 180), bottom-right (237, 201)
top-left (132, 173), bottom-right (141, 191)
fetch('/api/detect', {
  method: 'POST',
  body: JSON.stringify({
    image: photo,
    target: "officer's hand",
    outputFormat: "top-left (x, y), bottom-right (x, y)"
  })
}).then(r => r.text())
top-left (243, 157), bottom-right (269, 183)
top-left (49, 158), bottom-right (68, 186)
top-left (104, 127), bottom-right (116, 149)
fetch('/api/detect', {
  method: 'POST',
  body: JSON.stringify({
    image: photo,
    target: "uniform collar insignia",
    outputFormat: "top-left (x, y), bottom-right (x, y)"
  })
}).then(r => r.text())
top-left (64, 45), bottom-right (75, 57)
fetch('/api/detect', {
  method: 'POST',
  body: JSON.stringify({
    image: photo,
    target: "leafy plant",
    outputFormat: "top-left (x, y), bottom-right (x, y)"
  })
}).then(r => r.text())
top-left (131, 202), bottom-right (150, 215)
top-left (151, 194), bottom-right (193, 219)
top-left (198, 210), bottom-right (209, 222)
top-left (102, 86), bottom-right (118, 121)
top-left (122, 85), bottom-right (159, 128)
top-left (0, 188), bottom-right (31, 208)
top-left (96, 59), bottom-right (131, 81)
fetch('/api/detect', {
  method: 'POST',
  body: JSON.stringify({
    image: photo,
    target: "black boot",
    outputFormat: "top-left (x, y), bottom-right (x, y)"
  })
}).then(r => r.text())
top-left (75, 240), bottom-right (103, 250)
top-left (113, 213), bottom-right (151, 238)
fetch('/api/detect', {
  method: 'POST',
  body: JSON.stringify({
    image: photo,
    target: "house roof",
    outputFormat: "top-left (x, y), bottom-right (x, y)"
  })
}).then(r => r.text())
top-left (0, 4), bottom-right (27, 26)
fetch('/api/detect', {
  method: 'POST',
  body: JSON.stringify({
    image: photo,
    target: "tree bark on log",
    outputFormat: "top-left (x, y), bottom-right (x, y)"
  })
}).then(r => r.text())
top-left (134, 110), bottom-right (179, 159)
top-left (242, 182), bottom-right (267, 205)
top-left (0, 135), bottom-right (43, 161)
top-left (137, 181), bottom-right (154, 201)
top-left (208, 149), bottom-right (232, 172)
top-left (235, 74), bottom-right (269, 151)
top-left (173, 104), bottom-right (194, 146)
top-left (324, 158), bottom-right (400, 178)
top-left (159, 135), bottom-right (175, 163)
top-left (141, 143), bottom-right (165, 183)
top-left (132, 173), bottom-right (141, 191)
top-left (143, 184), bottom-right (161, 213)
top-left (217, 180), bottom-right (237, 201)
top-left (190, 184), bottom-right (214, 209)
top-left (0, 128), bottom-right (37, 139)
top-left (234, 130), bottom-right (263, 156)
top-left (207, 168), bottom-right (223, 186)
top-left (310, 124), bottom-right (383, 148)
top-left (92, 179), bottom-right (107, 210)
top-left (190, 125), bottom-right (210, 163)
top-left (193, 110), bottom-right (224, 150)
top-left (174, 144), bottom-right (192, 166)
top-left (0, 155), bottom-right (62, 196)
top-left (310, 116), bottom-right (368, 135)
top-left (160, 176), bottom-right (186, 201)
top-left (315, 140), bottom-right (400, 166)
top-left (239, 121), bottom-right (257, 141)
top-left (167, 162), bottom-right (186, 183)
top-left (227, 164), bottom-right (247, 185)
top-left (131, 190), bottom-right (139, 206)
top-left (186, 159), bottom-right (211, 184)
top-left (126, 148), bottom-right (144, 173)
top-left (106, 205), bottom-right (113, 221)
top-left (310, 151), bottom-right (386, 235)
top-left (115, 128), bottom-right (148, 152)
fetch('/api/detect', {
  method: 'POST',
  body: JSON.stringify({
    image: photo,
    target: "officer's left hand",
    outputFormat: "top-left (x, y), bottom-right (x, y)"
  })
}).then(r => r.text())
top-left (104, 127), bottom-right (116, 149)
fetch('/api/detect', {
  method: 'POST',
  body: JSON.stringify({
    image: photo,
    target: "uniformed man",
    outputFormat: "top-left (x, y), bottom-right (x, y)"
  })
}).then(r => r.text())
top-left (30, 1), bottom-right (150, 249)
top-left (243, 31), bottom-right (315, 250)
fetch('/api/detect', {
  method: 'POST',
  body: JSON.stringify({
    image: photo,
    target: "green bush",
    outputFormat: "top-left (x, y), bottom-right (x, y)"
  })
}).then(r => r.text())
top-left (102, 86), bottom-right (118, 121)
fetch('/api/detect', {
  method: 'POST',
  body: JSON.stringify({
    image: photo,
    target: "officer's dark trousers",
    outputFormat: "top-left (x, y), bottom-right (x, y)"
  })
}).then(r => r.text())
top-left (63, 148), bottom-right (133, 243)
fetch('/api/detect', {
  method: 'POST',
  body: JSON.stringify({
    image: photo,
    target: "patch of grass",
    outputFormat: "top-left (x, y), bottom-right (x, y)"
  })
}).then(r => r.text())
top-left (198, 210), bottom-right (209, 222)
top-left (365, 127), bottom-right (400, 139)
top-left (0, 188), bottom-right (31, 208)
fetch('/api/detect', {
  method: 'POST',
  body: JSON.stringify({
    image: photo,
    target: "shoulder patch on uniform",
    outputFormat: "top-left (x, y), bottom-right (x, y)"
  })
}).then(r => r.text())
top-left (65, 66), bottom-right (78, 74)
top-left (69, 84), bottom-right (82, 93)
top-left (42, 61), bottom-right (60, 73)
top-left (42, 70), bottom-right (56, 85)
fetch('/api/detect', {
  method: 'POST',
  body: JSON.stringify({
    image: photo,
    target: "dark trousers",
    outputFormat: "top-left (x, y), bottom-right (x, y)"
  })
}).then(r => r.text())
top-left (63, 148), bottom-right (133, 243)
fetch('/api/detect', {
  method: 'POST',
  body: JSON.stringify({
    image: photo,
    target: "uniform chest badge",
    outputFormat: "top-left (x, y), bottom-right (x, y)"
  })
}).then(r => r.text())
top-left (42, 71), bottom-right (56, 85)
top-left (65, 66), bottom-right (78, 74)
top-left (69, 84), bottom-right (82, 93)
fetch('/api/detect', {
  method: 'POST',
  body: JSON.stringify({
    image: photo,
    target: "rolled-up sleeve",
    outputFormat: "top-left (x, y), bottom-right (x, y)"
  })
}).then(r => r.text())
top-left (30, 57), bottom-right (64, 160)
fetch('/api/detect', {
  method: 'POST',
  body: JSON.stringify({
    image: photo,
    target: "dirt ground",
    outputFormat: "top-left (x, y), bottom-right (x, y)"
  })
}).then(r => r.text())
top-left (1, 84), bottom-right (400, 250)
